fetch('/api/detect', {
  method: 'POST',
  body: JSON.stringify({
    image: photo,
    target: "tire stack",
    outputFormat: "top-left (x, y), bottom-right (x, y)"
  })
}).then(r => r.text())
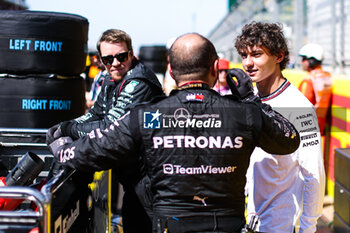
top-left (0, 11), bottom-right (103, 233)
top-left (138, 45), bottom-right (168, 85)
top-left (0, 10), bottom-right (88, 190)
top-left (0, 10), bottom-right (89, 129)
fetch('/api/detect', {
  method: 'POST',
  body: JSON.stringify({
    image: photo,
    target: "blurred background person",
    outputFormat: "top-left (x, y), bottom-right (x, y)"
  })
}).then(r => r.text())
top-left (298, 43), bottom-right (333, 136)
top-left (213, 58), bottom-right (231, 95)
top-left (84, 53), bottom-right (104, 93)
top-left (85, 69), bottom-right (108, 110)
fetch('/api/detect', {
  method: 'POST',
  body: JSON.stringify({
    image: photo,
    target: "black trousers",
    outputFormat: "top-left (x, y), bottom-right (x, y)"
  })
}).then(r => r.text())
top-left (152, 215), bottom-right (245, 233)
top-left (122, 188), bottom-right (152, 233)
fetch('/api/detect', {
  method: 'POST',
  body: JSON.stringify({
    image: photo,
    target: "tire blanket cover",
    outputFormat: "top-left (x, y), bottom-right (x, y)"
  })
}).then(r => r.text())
top-left (0, 11), bottom-right (89, 76)
top-left (0, 75), bottom-right (86, 128)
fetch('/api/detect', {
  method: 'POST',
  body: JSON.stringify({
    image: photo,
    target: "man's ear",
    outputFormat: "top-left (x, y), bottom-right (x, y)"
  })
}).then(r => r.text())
top-left (209, 59), bottom-right (219, 88)
top-left (211, 59), bottom-right (219, 76)
top-left (168, 64), bottom-right (175, 80)
top-left (276, 51), bottom-right (285, 64)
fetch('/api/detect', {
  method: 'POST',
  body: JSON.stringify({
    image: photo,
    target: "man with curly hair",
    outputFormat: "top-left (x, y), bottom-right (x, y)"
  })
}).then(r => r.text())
top-left (233, 21), bottom-right (325, 233)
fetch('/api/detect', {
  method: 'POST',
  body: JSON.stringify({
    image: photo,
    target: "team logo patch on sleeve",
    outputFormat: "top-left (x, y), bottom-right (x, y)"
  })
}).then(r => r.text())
top-left (144, 109), bottom-right (162, 129)
top-left (124, 80), bottom-right (139, 93)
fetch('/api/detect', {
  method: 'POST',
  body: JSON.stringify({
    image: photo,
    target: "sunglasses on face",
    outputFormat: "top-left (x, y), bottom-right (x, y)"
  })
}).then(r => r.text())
top-left (101, 50), bottom-right (130, 65)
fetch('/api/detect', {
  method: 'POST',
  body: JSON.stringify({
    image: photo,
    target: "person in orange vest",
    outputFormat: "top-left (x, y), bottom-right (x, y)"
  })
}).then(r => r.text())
top-left (298, 43), bottom-right (333, 135)
top-left (213, 58), bottom-right (232, 95)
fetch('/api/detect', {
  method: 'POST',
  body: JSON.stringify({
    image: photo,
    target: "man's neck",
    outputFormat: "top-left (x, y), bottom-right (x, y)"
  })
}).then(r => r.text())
top-left (178, 80), bottom-right (209, 88)
top-left (256, 72), bottom-right (285, 97)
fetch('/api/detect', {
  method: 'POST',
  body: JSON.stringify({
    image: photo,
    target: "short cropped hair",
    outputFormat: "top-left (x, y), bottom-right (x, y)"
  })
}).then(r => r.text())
top-left (97, 29), bottom-right (133, 54)
top-left (235, 21), bottom-right (290, 70)
top-left (169, 33), bottom-right (218, 79)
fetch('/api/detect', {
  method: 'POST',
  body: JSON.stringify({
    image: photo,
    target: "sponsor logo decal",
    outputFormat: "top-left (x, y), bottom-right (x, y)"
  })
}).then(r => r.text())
top-left (143, 108), bottom-right (222, 129)
top-left (186, 93), bottom-right (204, 102)
top-left (296, 112), bottom-right (319, 133)
top-left (144, 110), bottom-right (162, 129)
top-left (163, 163), bottom-right (237, 175)
top-left (54, 200), bottom-right (79, 233)
top-left (296, 113), bottom-right (313, 120)
top-left (300, 119), bottom-right (314, 127)
top-left (124, 80), bottom-right (139, 93)
top-left (302, 139), bottom-right (319, 147)
top-left (59, 146), bottom-right (76, 163)
top-left (300, 127), bottom-right (318, 133)
top-left (174, 108), bottom-right (190, 121)
top-left (153, 135), bottom-right (243, 149)
top-left (300, 133), bottom-right (318, 141)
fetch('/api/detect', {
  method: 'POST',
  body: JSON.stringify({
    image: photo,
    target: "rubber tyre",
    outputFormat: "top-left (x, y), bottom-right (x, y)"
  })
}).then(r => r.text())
top-left (0, 74), bottom-right (86, 128)
top-left (138, 45), bottom-right (167, 62)
top-left (0, 10), bottom-right (89, 76)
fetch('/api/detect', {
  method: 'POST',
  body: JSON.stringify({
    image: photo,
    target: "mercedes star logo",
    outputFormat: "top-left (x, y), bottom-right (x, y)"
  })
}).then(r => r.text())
top-left (174, 108), bottom-right (191, 121)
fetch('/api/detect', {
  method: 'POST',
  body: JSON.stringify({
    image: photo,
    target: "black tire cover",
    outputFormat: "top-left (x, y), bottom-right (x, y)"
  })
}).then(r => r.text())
top-left (0, 10), bottom-right (89, 76)
top-left (0, 74), bottom-right (86, 128)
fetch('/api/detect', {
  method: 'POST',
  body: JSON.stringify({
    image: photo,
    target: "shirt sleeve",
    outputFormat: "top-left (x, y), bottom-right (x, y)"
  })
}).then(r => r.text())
top-left (251, 102), bottom-right (301, 155)
top-left (68, 79), bottom-right (158, 139)
top-left (292, 108), bottom-right (326, 233)
top-left (52, 112), bottom-right (139, 171)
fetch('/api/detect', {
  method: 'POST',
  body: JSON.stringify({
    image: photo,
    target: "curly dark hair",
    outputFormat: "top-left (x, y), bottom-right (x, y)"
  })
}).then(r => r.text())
top-left (235, 21), bottom-right (290, 70)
